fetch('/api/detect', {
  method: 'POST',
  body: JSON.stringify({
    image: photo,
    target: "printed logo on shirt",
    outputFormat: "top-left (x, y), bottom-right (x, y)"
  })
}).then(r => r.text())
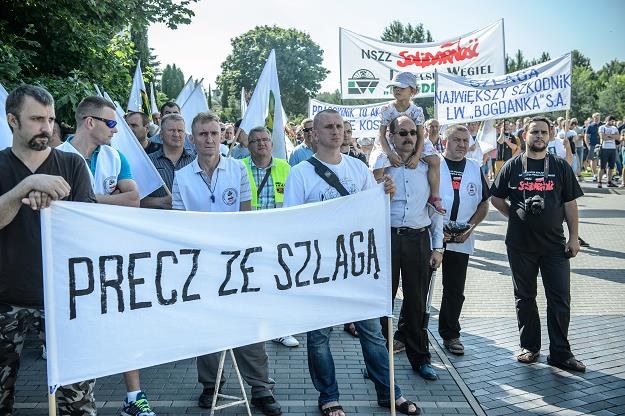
top-left (103, 176), bottom-right (117, 194)
top-left (451, 176), bottom-right (462, 190)
top-left (467, 182), bottom-right (478, 196)
top-left (222, 188), bottom-right (238, 205)
top-left (275, 182), bottom-right (285, 194)
top-left (320, 179), bottom-right (358, 201)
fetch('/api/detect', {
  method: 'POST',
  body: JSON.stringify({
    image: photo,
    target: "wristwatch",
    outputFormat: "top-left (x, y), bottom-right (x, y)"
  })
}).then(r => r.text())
top-left (433, 247), bottom-right (445, 254)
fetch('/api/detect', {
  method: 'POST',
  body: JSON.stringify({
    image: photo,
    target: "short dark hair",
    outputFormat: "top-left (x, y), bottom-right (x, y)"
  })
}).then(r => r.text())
top-left (313, 109), bottom-right (341, 130)
top-left (160, 101), bottom-right (180, 116)
top-left (526, 116), bottom-right (552, 131)
top-left (6, 84), bottom-right (54, 121)
top-left (75, 96), bottom-right (115, 126)
top-left (125, 111), bottom-right (149, 126)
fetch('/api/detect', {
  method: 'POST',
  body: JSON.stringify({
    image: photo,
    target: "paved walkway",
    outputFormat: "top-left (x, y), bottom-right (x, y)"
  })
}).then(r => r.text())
top-left (13, 181), bottom-right (625, 415)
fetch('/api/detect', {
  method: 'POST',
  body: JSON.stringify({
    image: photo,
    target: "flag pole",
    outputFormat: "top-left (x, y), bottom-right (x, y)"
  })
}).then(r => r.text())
top-left (387, 317), bottom-right (396, 416)
top-left (48, 391), bottom-right (57, 416)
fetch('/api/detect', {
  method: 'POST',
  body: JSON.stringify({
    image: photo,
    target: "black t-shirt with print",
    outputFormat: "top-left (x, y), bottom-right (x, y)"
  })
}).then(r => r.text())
top-left (497, 132), bottom-right (516, 161)
top-left (444, 157), bottom-right (490, 221)
top-left (490, 154), bottom-right (583, 253)
top-left (0, 148), bottom-right (96, 308)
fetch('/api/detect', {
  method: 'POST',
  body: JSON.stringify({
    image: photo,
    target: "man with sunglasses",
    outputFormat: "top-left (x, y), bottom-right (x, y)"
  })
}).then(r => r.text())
top-left (57, 97), bottom-right (156, 415)
top-left (288, 118), bottom-right (314, 166)
top-left (381, 115), bottom-right (444, 382)
top-left (57, 96), bottom-right (139, 207)
top-left (0, 85), bottom-right (97, 415)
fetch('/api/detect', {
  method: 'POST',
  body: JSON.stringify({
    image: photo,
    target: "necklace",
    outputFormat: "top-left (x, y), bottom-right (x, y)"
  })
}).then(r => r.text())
top-left (200, 169), bottom-right (219, 203)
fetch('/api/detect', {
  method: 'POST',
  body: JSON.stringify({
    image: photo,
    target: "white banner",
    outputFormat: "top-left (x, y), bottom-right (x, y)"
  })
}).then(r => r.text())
top-left (435, 53), bottom-right (572, 124)
top-left (339, 20), bottom-right (505, 99)
top-left (180, 83), bottom-right (209, 135)
top-left (127, 60), bottom-right (149, 113)
top-left (42, 185), bottom-right (392, 388)
top-left (309, 99), bottom-right (392, 137)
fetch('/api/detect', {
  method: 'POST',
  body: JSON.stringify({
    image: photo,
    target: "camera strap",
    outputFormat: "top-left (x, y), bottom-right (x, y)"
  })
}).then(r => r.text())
top-left (522, 153), bottom-right (549, 202)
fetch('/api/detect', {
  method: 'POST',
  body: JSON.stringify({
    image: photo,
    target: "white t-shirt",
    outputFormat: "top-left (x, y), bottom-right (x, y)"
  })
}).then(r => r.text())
top-left (283, 154), bottom-right (377, 206)
top-left (599, 125), bottom-right (618, 149)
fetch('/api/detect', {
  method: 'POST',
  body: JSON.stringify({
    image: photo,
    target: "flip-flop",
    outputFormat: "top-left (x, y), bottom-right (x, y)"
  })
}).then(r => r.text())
top-left (379, 399), bottom-right (421, 415)
top-left (517, 348), bottom-right (539, 363)
top-left (547, 355), bottom-right (586, 372)
top-left (318, 403), bottom-right (345, 416)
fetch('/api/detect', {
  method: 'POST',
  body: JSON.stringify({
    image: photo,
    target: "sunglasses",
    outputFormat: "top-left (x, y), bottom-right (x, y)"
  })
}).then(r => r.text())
top-left (85, 115), bottom-right (117, 128)
top-left (303, 127), bottom-right (313, 133)
top-left (397, 130), bottom-right (417, 136)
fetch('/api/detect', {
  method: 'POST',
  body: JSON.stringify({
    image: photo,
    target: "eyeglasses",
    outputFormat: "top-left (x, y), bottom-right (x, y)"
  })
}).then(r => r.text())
top-left (249, 137), bottom-right (271, 145)
top-left (303, 127), bottom-right (313, 133)
top-left (84, 115), bottom-right (117, 128)
top-left (396, 130), bottom-right (418, 136)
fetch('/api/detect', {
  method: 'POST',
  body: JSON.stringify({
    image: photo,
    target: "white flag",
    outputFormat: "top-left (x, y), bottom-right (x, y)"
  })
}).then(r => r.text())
top-left (474, 119), bottom-right (497, 166)
top-left (239, 50), bottom-right (288, 159)
top-left (150, 83), bottom-right (158, 115)
top-left (176, 76), bottom-right (195, 106)
top-left (240, 87), bottom-right (248, 118)
top-left (104, 92), bottom-right (165, 198)
top-left (127, 60), bottom-right (149, 113)
top-left (180, 83), bottom-right (209, 134)
top-left (0, 84), bottom-right (12, 150)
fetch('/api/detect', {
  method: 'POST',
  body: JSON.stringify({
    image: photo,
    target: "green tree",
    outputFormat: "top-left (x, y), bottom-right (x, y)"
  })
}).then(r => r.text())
top-left (161, 64), bottom-right (185, 100)
top-left (505, 49), bottom-right (551, 72)
top-left (597, 74), bottom-right (625, 117)
top-left (0, 0), bottom-right (197, 124)
top-left (217, 25), bottom-right (328, 116)
top-left (570, 66), bottom-right (600, 121)
top-left (381, 21), bottom-right (433, 43)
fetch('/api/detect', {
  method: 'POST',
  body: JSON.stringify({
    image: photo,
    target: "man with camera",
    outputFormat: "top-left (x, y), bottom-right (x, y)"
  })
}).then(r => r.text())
top-left (491, 116), bottom-right (585, 372)
top-left (437, 125), bottom-right (490, 356)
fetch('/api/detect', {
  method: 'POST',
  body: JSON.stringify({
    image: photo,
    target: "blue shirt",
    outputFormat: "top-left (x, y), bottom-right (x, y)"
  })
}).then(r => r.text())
top-left (89, 146), bottom-right (133, 180)
top-left (288, 143), bottom-right (314, 166)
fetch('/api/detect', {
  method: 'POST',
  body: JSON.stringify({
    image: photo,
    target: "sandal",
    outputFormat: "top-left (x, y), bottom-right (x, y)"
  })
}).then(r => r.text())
top-left (547, 355), bottom-right (586, 372)
top-left (517, 348), bottom-right (539, 363)
top-left (427, 196), bottom-right (446, 215)
top-left (343, 323), bottom-right (358, 338)
top-left (379, 399), bottom-right (421, 415)
top-left (319, 402), bottom-right (345, 416)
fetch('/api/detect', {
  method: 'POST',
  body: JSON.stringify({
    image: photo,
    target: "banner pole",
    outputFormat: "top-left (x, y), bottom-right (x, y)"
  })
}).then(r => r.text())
top-left (387, 316), bottom-right (396, 416)
top-left (48, 392), bottom-right (57, 416)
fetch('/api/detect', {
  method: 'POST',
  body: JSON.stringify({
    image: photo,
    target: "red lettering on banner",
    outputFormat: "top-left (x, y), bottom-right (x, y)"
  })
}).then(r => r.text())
top-left (397, 38), bottom-right (480, 68)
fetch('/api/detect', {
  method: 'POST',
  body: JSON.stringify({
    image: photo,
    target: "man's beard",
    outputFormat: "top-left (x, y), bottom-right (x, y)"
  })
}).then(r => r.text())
top-left (28, 133), bottom-right (50, 151)
top-left (528, 140), bottom-right (546, 152)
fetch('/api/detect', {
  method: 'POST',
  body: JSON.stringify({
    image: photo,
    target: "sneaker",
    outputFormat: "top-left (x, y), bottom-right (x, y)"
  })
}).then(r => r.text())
top-left (598, 182), bottom-right (603, 188)
top-left (273, 335), bottom-right (299, 347)
top-left (608, 182), bottom-right (618, 188)
top-left (592, 175), bottom-right (597, 182)
top-left (121, 392), bottom-right (155, 416)
top-left (393, 339), bottom-right (406, 354)
top-left (251, 396), bottom-right (282, 416)
top-left (443, 338), bottom-right (465, 355)
top-left (197, 384), bottom-right (225, 409)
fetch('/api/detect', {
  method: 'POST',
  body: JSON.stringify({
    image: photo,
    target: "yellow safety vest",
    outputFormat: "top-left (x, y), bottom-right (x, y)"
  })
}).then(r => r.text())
top-left (242, 157), bottom-right (290, 209)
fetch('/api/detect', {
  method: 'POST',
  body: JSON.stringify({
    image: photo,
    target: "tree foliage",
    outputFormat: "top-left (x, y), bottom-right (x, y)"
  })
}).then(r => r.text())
top-left (161, 64), bottom-right (185, 100)
top-left (505, 49), bottom-right (551, 73)
top-left (217, 25), bottom-right (328, 117)
top-left (381, 21), bottom-right (433, 43)
top-left (0, 0), bottom-right (197, 124)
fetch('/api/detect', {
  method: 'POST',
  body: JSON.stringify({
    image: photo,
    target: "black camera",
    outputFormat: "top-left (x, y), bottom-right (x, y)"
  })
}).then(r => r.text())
top-left (524, 195), bottom-right (545, 216)
top-left (444, 221), bottom-right (472, 243)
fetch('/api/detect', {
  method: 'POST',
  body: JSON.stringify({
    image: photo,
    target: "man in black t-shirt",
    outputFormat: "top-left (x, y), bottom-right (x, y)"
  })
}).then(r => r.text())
top-left (437, 125), bottom-right (490, 356)
top-left (0, 85), bottom-right (97, 414)
top-left (491, 116), bottom-right (585, 373)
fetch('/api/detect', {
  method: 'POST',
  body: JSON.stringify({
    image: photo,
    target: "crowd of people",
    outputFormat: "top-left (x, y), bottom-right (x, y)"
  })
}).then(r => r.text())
top-left (0, 72), bottom-right (597, 416)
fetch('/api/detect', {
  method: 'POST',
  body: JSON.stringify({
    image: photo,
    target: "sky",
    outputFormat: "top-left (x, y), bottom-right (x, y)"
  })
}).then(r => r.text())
top-left (148, 0), bottom-right (625, 94)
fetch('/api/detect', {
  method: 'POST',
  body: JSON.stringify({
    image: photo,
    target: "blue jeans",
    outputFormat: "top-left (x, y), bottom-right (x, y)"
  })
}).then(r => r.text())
top-left (307, 318), bottom-right (402, 405)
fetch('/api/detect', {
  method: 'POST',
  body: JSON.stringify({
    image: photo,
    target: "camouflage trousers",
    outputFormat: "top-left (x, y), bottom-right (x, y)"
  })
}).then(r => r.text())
top-left (0, 304), bottom-right (96, 415)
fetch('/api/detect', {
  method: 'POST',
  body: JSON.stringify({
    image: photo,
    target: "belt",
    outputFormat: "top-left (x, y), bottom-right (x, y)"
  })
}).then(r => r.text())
top-left (391, 226), bottom-right (429, 236)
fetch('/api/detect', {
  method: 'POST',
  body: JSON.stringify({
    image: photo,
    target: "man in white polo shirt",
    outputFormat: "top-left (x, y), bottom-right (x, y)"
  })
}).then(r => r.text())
top-left (172, 113), bottom-right (281, 416)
